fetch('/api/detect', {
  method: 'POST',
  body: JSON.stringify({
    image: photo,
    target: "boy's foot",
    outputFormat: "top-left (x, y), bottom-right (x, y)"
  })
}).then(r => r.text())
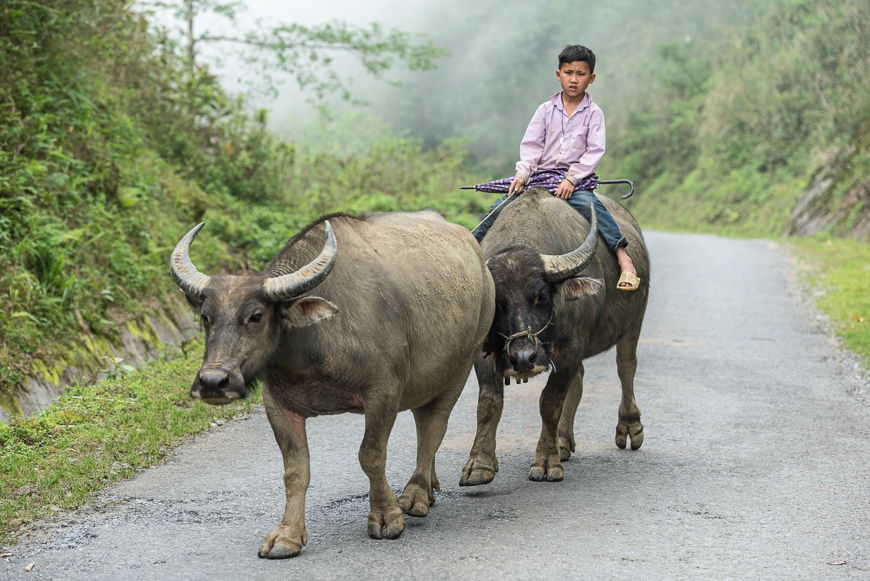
top-left (615, 247), bottom-right (640, 290)
top-left (617, 271), bottom-right (641, 291)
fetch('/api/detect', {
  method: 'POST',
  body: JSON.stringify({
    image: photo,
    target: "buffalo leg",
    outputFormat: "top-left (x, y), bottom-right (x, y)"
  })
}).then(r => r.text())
top-left (399, 378), bottom-right (464, 517)
top-left (530, 360), bottom-right (580, 482)
top-left (359, 395), bottom-right (404, 540)
top-left (615, 328), bottom-right (644, 450)
top-left (460, 354), bottom-right (503, 486)
top-left (258, 387), bottom-right (310, 559)
top-left (557, 362), bottom-right (585, 461)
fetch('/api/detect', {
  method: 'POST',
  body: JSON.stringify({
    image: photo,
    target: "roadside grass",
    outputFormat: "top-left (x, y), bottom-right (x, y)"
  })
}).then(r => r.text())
top-left (0, 337), bottom-right (260, 545)
top-left (789, 237), bottom-right (870, 364)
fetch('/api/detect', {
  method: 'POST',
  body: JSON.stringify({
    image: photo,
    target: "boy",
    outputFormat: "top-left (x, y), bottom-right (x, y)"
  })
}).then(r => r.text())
top-left (473, 44), bottom-right (639, 290)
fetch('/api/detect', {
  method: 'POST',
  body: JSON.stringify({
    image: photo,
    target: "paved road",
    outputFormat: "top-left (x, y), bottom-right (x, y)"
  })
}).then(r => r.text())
top-left (3, 232), bottom-right (870, 580)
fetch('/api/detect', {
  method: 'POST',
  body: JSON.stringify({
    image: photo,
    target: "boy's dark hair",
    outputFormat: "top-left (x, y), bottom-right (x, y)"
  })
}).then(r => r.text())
top-left (558, 45), bottom-right (596, 73)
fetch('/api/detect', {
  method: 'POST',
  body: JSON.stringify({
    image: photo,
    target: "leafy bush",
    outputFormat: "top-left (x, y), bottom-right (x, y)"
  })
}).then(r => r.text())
top-left (0, 0), bottom-right (483, 403)
top-left (604, 0), bottom-right (870, 236)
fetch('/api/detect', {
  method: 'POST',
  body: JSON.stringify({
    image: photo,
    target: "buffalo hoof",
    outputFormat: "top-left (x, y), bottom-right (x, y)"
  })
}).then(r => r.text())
top-left (398, 484), bottom-right (433, 517)
top-left (529, 460), bottom-right (563, 482)
top-left (258, 543), bottom-right (301, 559)
top-left (558, 435), bottom-right (576, 461)
top-left (258, 525), bottom-right (306, 559)
top-left (459, 457), bottom-right (497, 486)
top-left (367, 508), bottom-right (404, 540)
top-left (616, 421), bottom-right (644, 450)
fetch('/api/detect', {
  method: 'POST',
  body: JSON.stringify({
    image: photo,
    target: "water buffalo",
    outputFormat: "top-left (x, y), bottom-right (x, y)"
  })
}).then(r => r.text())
top-left (460, 187), bottom-right (649, 485)
top-left (170, 212), bottom-right (494, 558)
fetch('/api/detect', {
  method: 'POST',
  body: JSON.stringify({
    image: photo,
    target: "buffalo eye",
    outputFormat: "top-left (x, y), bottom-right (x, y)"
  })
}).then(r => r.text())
top-left (200, 314), bottom-right (210, 325)
top-left (249, 313), bottom-right (263, 324)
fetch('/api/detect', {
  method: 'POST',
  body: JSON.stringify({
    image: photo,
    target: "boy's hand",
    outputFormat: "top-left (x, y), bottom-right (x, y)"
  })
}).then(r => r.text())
top-left (509, 177), bottom-right (525, 195)
top-left (555, 179), bottom-right (575, 199)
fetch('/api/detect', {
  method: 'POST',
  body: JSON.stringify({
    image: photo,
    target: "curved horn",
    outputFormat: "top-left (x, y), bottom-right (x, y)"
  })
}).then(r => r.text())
top-left (170, 222), bottom-right (212, 298)
top-left (540, 204), bottom-right (600, 282)
top-left (264, 220), bottom-right (337, 301)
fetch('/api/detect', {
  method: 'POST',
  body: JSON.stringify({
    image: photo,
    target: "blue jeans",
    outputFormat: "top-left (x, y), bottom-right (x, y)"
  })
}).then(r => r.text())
top-left (473, 189), bottom-right (628, 253)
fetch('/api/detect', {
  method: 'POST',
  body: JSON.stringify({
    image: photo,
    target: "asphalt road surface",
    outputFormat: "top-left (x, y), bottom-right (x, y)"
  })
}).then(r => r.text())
top-left (3, 232), bottom-right (870, 580)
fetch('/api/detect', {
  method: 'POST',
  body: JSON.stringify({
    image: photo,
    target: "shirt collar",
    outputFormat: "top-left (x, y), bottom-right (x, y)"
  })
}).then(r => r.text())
top-left (551, 91), bottom-right (591, 117)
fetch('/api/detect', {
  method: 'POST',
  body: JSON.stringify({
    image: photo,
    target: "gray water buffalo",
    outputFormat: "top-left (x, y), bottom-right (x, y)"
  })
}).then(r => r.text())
top-left (170, 212), bottom-right (494, 558)
top-left (460, 187), bottom-right (649, 485)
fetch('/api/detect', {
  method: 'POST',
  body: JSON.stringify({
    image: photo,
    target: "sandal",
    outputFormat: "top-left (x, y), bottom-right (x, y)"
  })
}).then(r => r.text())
top-left (617, 271), bottom-right (641, 291)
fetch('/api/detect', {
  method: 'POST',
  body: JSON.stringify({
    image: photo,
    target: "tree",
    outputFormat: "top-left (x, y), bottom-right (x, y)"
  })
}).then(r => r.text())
top-left (145, 0), bottom-right (444, 102)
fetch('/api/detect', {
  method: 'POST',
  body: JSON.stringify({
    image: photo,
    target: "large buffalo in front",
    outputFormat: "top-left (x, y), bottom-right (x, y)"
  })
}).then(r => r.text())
top-left (460, 187), bottom-right (649, 486)
top-left (170, 212), bottom-right (494, 558)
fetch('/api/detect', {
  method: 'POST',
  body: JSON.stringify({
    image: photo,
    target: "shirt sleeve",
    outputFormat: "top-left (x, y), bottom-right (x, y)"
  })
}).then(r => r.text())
top-left (515, 103), bottom-right (548, 183)
top-left (565, 107), bottom-right (606, 185)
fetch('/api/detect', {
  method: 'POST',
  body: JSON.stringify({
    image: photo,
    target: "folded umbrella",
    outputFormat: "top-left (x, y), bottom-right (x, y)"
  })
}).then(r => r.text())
top-left (461, 167), bottom-right (633, 199)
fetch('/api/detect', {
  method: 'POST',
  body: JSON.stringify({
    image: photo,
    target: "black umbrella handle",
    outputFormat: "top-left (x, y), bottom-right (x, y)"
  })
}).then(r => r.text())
top-left (460, 186), bottom-right (477, 190)
top-left (597, 179), bottom-right (634, 199)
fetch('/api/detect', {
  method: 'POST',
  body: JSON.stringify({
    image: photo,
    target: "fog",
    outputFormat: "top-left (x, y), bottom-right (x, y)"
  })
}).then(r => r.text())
top-left (149, 0), bottom-right (758, 174)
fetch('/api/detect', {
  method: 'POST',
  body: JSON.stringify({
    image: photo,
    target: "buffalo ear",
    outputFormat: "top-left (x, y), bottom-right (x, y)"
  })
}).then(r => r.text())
top-left (184, 293), bottom-right (204, 311)
top-left (556, 277), bottom-right (604, 301)
top-left (281, 296), bottom-right (339, 327)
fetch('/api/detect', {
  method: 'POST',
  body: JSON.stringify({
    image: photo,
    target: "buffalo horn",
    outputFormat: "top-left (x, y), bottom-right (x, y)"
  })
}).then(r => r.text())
top-left (263, 220), bottom-right (337, 301)
top-left (170, 222), bottom-right (211, 298)
top-left (540, 204), bottom-right (600, 282)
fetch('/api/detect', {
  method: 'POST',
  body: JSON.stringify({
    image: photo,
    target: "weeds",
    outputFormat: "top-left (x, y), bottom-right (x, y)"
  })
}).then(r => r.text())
top-left (790, 237), bottom-right (870, 363)
top-left (0, 338), bottom-right (261, 544)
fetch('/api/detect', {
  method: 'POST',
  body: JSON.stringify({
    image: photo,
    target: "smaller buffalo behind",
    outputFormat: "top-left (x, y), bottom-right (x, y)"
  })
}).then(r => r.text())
top-left (461, 187), bottom-right (649, 486)
top-left (170, 212), bottom-right (494, 559)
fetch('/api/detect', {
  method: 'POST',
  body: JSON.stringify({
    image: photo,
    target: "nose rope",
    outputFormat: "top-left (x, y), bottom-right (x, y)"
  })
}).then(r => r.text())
top-left (498, 313), bottom-right (554, 363)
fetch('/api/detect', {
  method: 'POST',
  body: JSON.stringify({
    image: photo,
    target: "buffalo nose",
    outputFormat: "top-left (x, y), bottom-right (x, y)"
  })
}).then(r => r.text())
top-left (199, 372), bottom-right (229, 395)
top-left (513, 348), bottom-right (536, 372)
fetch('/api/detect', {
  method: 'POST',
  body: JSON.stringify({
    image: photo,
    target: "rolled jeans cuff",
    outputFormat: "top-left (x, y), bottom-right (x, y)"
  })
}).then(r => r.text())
top-left (609, 236), bottom-right (628, 254)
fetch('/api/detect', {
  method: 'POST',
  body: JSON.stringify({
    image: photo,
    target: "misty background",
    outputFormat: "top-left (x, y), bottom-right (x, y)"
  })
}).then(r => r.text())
top-left (152, 0), bottom-right (760, 177)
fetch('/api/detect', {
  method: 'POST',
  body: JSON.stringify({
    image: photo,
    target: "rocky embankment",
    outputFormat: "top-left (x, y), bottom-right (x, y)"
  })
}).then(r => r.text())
top-left (786, 121), bottom-right (870, 239)
top-left (0, 301), bottom-right (198, 422)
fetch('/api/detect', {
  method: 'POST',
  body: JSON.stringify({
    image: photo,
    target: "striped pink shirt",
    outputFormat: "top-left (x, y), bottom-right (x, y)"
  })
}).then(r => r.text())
top-left (515, 91), bottom-right (606, 186)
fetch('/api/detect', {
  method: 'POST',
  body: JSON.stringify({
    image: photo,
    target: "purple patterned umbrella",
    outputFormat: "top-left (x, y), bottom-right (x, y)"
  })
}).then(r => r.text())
top-left (461, 168), bottom-right (634, 199)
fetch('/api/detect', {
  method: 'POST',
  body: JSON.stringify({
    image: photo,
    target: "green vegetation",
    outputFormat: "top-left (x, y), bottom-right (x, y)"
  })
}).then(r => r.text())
top-left (0, 0), bottom-right (485, 408)
top-left (0, 338), bottom-right (260, 544)
top-left (606, 0), bottom-right (870, 236)
top-left (790, 237), bottom-right (870, 362)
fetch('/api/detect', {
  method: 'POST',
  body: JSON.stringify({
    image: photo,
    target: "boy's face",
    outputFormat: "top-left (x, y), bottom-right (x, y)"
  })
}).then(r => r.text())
top-left (556, 60), bottom-right (595, 99)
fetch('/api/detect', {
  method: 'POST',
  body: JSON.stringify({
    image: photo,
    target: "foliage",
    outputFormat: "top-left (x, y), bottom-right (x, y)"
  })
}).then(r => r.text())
top-left (356, 0), bottom-right (870, 240)
top-left (0, 0), bottom-right (483, 402)
top-left (605, 0), bottom-right (870, 236)
top-left (790, 237), bottom-right (870, 363)
top-left (0, 339), bottom-right (261, 543)
top-left (145, 0), bottom-right (445, 101)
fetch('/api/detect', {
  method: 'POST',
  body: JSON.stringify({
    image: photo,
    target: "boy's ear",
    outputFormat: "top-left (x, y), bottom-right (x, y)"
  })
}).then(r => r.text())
top-left (280, 296), bottom-right (339, 327)
top-left (555, 277), bottom-right (604, 301)
top-left (184, 293), bottom-right (204, 312)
